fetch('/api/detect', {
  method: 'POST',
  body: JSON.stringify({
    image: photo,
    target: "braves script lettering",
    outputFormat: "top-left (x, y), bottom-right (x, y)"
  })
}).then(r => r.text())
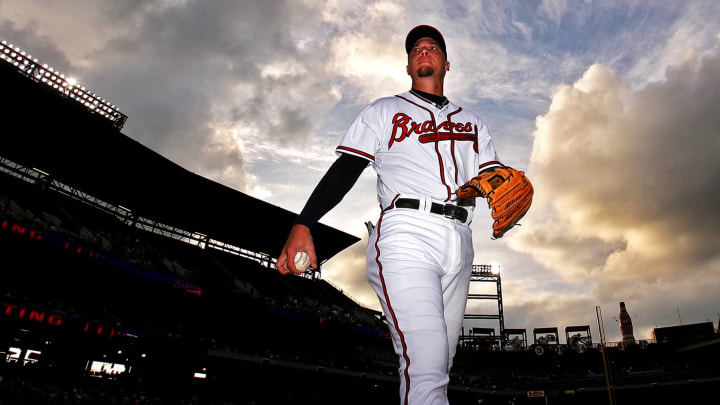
top-left (390, 113), bottom-right (478, 151)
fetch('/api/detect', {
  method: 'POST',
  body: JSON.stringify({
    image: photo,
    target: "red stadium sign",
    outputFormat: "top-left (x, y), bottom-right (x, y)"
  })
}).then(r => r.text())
top-left (1, 219), bottom-right (43, 240)
top-left (3, 303), bottom-right (63, 326)
top-left (2, 302), bottom-right (130, 339)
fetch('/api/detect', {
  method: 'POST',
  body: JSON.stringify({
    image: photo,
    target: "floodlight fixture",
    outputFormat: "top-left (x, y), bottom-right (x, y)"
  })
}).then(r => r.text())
top-left (0, 37), bottom-right (128, 129)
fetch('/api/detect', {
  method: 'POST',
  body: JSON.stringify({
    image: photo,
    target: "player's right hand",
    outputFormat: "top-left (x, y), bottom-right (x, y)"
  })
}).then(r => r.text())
top-left (276, 224), bottom-right (318, 275)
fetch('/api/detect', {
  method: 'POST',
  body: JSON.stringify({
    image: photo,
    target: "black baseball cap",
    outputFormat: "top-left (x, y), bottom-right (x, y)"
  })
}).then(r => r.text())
top-left (405, 25), bottom-right (446, 57)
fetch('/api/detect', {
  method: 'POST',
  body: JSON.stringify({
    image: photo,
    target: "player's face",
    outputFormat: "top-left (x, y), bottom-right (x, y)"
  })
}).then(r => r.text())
top-left (406, 37), bottom-right (449, 79)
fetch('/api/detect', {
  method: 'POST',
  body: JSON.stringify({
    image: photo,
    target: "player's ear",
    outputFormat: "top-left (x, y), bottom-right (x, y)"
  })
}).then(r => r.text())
top-left (406, 65), bottom-right (410, 75)
top-left (445, 60), bottom-right (450, 71)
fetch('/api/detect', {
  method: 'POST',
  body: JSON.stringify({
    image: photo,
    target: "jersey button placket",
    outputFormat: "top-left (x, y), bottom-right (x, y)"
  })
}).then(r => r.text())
top-left (440, 142), bottom-right (454, 181)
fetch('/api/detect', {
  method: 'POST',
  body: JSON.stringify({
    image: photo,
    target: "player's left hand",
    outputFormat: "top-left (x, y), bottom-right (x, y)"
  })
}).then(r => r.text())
top-left (455, 166), bottom-right (534, 238)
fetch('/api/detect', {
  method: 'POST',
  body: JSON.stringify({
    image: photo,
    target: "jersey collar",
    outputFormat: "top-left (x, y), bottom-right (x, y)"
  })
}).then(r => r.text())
top-left (408, 89), bottom-right (450, 110)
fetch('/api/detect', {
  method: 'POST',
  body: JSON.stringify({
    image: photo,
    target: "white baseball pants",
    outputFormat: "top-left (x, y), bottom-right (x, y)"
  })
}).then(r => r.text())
top-left (366, 207), bottom-right (474, 405)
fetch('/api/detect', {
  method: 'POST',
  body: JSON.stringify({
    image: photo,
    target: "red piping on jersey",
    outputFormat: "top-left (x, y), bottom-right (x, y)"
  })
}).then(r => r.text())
top-left (451, 140), bottom-right (457, 183)
top-left (396, 95), bottom-right (452, 201)
top-left (433, 141), bottom-right (451, 201)
top-left (396, 95), bottom-right (436, 121)
top-left (375, 195), bottom-right (411, 405)
top-left (336, 146), bottom-right (375, 161)
top-left (446, 108), bottom-right (462, 186)
top-left (479, 160), bottom-right (502, 171)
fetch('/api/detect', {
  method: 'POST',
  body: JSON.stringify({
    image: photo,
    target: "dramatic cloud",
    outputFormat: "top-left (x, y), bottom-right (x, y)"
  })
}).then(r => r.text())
top-left (510, 38), bottom-right (720, 302)
top-left (626, 1), bottom-right (720, 85)
top-left (324, 1), bottom-right (410, 102)
top-left (86, 0), bottom-right (346, 193)
top-left (1, 0), bottom-right (345, 194)
top-left (0, 18), bottom-right (73, 73)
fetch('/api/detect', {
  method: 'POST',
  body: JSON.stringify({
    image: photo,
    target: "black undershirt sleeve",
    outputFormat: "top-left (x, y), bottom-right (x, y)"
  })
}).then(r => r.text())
top-left (294, 153), bottom-right (370, 228)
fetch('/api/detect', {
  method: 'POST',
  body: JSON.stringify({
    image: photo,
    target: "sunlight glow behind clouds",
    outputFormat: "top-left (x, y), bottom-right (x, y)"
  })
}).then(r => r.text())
top-left (324, 0), bottom-right (412, 102)
top-left (327, 32), bottom-right (408, 100)
top-left (511, 38), bottom-right (720, 300)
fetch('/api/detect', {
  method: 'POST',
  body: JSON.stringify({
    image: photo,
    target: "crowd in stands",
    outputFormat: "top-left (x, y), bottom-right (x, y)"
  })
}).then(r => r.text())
top-left (450, 339), bottom-right (720, 395)
top-left (0, 172), bottom-right (385, 334)
top-left (1, 172), bottom-right (399, 403)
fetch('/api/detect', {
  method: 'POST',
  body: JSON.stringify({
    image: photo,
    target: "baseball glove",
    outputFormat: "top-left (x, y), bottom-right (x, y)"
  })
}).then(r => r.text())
top-left (456, 166), bottom-right (533, 238)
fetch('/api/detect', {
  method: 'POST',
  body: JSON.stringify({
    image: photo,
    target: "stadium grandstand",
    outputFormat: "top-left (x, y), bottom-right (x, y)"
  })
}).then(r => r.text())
top-left (2, 38), bottom-right (719, 404)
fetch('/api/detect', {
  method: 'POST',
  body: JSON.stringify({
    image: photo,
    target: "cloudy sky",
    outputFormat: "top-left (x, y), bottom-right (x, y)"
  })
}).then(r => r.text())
top-left (3, 0), bottom-right (719, 343)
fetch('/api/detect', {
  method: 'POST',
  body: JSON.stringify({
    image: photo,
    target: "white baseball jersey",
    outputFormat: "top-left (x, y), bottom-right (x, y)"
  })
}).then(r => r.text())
top-left (336, 91), bottom-right (501, 213)
top-left (336, 91), bottom-right (502, 405)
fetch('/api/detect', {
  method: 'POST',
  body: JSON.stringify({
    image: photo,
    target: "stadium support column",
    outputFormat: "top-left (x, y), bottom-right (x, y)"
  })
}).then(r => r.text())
top-left (35, 171), bottom-right (52, 191)
top-left (497, 270), bottom-right (505, 346)
top-left (126, 211), bottom-right (136, 228)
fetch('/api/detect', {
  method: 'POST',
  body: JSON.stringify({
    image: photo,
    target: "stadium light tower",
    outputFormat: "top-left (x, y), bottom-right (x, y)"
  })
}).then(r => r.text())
top-left (0, 37), bottom-right (128, 129)
top-left (464, 264), bottom-right (506, 348)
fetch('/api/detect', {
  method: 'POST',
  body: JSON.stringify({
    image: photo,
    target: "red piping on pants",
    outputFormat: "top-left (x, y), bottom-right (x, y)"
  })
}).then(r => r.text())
top-left (375, 196), bottom-right (411, 404)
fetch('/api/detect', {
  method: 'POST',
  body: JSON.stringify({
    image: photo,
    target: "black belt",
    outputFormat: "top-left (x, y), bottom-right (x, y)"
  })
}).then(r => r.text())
top-left (395, 198), bottom-right (468, 222)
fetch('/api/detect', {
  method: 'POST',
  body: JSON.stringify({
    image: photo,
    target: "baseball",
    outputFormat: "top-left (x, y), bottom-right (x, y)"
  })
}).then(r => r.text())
top-left (293, 251), bottom-right (310, 272)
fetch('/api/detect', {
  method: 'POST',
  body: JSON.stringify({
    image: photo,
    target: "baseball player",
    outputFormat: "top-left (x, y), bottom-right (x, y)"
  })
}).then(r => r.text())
top-left (277, 25), bottom-right (532, 404)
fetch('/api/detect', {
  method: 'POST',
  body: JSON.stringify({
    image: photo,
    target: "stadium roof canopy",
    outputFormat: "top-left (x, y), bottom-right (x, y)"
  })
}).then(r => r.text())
top-left (0, 62), bottom-right (359, 263)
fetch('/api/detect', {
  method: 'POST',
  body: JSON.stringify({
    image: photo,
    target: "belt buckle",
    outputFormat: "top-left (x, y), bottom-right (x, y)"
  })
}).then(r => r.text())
top-left (443, 204), bottom-right (467, 222)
